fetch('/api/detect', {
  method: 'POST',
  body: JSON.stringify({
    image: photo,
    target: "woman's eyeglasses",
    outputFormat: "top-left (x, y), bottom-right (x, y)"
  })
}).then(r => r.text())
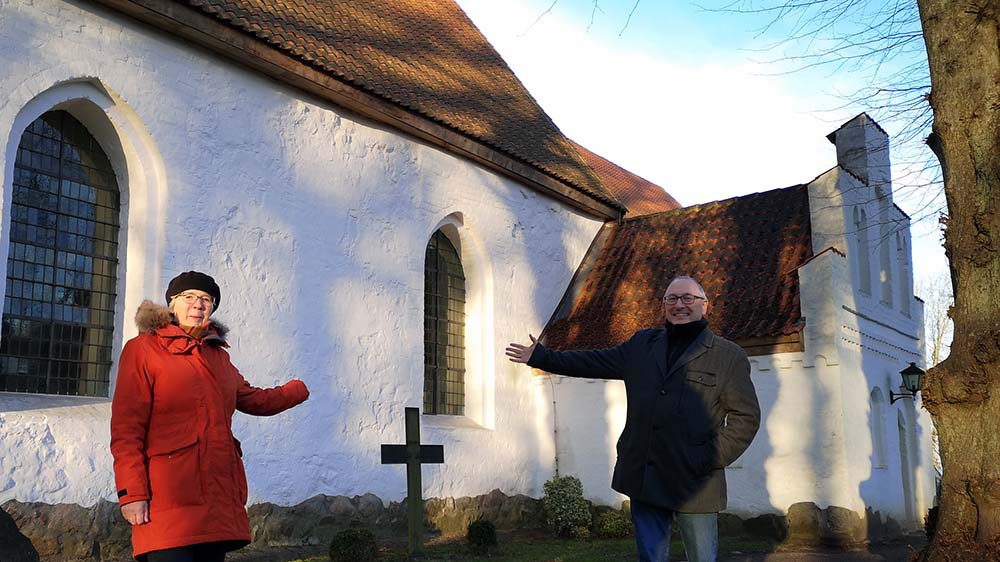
top-left (174, 292), bottom-right (215, 308)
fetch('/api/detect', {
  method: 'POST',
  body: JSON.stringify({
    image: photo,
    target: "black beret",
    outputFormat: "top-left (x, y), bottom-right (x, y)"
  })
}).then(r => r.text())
top-left (166, 271), bottom-right (221, 310)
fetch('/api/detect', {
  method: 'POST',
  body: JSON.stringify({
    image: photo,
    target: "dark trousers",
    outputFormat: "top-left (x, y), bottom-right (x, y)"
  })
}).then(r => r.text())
top-left (145, 542), bottom-right (229, 562)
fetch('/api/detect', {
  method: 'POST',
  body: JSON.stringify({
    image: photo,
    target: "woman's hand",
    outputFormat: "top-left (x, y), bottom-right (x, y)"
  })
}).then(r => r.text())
top-left (121, 500), bottom-right (149, 525)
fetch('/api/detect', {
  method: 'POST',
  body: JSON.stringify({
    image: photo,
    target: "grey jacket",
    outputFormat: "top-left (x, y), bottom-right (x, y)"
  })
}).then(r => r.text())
top-left (528, 327), bottom-right (760, 512)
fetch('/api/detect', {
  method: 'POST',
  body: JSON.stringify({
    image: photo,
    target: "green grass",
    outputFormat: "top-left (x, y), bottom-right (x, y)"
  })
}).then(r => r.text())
top-left (290, 534), bottom-right (777, 562)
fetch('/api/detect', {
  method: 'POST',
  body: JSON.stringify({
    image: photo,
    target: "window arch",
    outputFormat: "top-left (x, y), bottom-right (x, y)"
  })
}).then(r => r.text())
top-left (897, 232), bottom-right (911, 317)
top-left (423, 229), bottom-right (465, 416)
top-left (870, 387), bottom-right (887, 469)
top-left (853, 206), bottom-right (872, 295)
top-left (880, 227), bottom-right (893, 307)
top-left (0, 111), bottom-right (120, 396)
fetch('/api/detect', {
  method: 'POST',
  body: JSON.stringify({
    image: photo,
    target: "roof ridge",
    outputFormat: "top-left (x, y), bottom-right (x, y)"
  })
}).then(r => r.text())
top-left (623, 183), bottom-right (808, 223)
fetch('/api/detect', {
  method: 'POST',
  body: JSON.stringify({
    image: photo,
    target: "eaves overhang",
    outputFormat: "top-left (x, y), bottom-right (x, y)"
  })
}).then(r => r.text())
top-left (84, 0), bottom-right (624, 220)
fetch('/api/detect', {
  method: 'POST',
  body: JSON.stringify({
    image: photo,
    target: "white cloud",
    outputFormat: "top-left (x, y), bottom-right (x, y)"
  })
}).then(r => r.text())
top-left (459, 0), bottom-right (841, 205)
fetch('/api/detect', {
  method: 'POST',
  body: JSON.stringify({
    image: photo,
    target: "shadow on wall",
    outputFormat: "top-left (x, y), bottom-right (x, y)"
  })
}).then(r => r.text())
top-left (211, 68), bottom-right (602, 504)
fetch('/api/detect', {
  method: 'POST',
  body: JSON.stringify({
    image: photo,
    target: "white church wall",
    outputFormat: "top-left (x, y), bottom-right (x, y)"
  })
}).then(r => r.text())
top-left (842, 304), bottom-right (929, 528)
top-left (538, 374), bottom-right (628, 508)
top-left (745, 250), bottom-right (860, 514)
top-left (0, 0), bottom-right (605, 509)
top-left (805, 147), bottom-right (933, 528)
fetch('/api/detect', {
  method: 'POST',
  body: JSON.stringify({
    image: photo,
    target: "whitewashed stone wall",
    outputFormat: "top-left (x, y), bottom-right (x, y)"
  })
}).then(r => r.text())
top-left (0, 0), bottom-right (604, 508)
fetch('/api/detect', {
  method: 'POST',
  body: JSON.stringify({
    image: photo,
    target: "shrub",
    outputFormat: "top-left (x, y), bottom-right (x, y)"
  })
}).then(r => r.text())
top-left (329, 526), bottom-right (378, 562)
top-left (467, 519), bottom-right (498, 555)
top-left (594, 510), bottom-right (633, 539)
top-left (543, 475), bottom-right (591, 537)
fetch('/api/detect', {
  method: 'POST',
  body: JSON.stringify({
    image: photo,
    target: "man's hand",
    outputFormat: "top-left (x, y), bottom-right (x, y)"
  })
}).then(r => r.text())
top-left (121, 500), bottom-right (149, 525)
top-left (505, 334), bottom-right (538, 363)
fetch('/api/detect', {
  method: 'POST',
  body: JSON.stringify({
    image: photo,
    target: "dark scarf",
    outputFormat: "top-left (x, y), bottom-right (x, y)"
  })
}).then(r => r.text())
top-left (665, 319), bottom-right (709, 373)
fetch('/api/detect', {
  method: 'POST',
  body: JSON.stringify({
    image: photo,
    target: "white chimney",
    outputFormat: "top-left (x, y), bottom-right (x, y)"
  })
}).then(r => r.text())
top-left (826, 113), bottom-right (892, 200)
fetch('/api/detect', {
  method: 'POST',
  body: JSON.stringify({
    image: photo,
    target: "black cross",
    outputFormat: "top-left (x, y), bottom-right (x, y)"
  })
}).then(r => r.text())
top-left (380, 407), bottom-right (444, 555)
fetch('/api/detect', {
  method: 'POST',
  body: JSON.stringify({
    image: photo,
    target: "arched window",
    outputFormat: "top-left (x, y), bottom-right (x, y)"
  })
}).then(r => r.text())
top-left (897, 410), bottom-right (917, 521)
top-left (898, 232), bottom-right (911, 317)
top-left (870, 387), bottom-right (887, 469)
top-left (0, 111), bottom-right (120, 396)
top-left (880, 227), bottom-right (893, 307)
top-left (853, 207), bottom-right (872, 295)
top-left (423, 230), bottom-right (465, 416)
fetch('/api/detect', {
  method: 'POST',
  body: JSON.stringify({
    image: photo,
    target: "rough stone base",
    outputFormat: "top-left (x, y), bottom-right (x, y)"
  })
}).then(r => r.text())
top-left (2, 500), bottom-right (131, 562)
top-left (1, 505), bottom-right (40, 562)
top-left (785, 501), bottom-right (903, 547)
top-left (248, 492), bottom-right (405, 547)
top-left (424, 488), bottom-right (544, 535)
top-left (3, 494), bottom-right (908, 560)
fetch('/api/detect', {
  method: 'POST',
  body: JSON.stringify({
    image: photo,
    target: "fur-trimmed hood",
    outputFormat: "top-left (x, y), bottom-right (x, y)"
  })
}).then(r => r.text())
top-left (134, 300), bottom-right (230, 337)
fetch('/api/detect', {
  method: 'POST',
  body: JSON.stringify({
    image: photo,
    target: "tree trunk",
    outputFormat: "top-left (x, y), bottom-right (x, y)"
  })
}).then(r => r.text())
top-left (915, 0), bottom-right (1000, 559)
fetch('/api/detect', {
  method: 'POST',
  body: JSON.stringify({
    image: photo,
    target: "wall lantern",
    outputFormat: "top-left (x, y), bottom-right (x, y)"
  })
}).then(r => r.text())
top-left (889, 362), bottom-right (926, 404)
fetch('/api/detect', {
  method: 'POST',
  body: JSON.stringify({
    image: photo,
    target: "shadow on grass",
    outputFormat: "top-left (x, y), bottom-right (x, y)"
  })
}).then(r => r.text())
top-left (233, 530), bottom-right (780, 562)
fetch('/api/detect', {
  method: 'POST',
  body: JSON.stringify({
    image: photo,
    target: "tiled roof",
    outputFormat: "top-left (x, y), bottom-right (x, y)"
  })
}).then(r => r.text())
top-left (183, 0), bottom-right (621, 209)
top-left (544, 185), bottom-right (813, 350)
top-left (570, 141), bottom-right (681, 216)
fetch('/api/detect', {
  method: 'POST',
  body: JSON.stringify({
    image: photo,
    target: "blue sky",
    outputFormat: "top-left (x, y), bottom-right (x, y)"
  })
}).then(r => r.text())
top-left (456, 0), bottom-right (949, 288)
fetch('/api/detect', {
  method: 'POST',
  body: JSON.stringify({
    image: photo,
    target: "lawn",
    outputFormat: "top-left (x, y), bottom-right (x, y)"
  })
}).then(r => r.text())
top-left (286, 533), bottom-right (777, 562)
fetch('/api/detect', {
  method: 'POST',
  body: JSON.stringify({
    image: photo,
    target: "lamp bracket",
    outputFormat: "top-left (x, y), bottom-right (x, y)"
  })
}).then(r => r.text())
top-left (889, 390), bottom-right (915, 404)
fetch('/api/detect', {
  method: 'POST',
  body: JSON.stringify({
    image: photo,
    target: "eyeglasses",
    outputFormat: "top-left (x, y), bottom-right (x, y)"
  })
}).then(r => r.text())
top-left (663, 294), bottom-right (706, 305)
top-left (173, 292), bottom-right (215, 308)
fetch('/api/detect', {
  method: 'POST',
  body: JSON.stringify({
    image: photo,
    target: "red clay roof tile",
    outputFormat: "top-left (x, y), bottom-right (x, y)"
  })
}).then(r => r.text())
top-left (544, 185), bottom-right (813, 350)
top-left (183, 0), bottom-right (621, 208)
top-left (570, 141), bottom-right (682, 217)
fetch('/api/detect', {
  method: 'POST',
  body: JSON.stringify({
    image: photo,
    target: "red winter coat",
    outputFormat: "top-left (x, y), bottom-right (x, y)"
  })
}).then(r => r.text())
top-left (110, 301), bottom-right (309, 559)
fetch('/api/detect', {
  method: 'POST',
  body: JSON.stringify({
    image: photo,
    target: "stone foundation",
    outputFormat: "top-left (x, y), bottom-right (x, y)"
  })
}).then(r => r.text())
top-left (0, 506), bottom-right (40, 562)
top-left (2, 494), bottom-right (906, 561)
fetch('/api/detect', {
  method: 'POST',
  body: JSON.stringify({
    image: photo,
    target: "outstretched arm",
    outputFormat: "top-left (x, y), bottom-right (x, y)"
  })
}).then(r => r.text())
top-left (506, 333), bottom-right (630, 380)
top-left (235, 371), bottom-right (310, 416)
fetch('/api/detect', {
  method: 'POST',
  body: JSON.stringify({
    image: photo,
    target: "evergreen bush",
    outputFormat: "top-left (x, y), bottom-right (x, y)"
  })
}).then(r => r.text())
top-left (542, 475), bottom-right (592, 537)
top-left (594, 510), bottom-right (633, 538)
top-left (329, 526), bottom-right (378, 562)
top-left (467, 518), bottom-right (498, 554)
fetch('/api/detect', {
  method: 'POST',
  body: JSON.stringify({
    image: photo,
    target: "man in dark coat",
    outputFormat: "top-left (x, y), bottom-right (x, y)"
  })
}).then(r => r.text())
top-left (506, 276), bottom-right (760, 562)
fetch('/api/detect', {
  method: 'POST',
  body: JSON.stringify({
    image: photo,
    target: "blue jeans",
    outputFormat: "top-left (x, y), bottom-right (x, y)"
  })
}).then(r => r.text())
top-left (631, 499), bottom-right (718, 562)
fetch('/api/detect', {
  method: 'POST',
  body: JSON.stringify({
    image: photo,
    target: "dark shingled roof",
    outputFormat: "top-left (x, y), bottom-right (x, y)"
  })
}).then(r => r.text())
top-left (570, 141), bottom-right (682, 217)
top-left (544, 185), bottom-right (814, 350)
top-left (183, 0), bottom-right (621, 208)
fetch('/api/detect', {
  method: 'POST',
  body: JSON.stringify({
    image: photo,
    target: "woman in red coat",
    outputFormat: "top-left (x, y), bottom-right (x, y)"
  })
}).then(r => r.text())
top-left (111, 271), bottom-right (309, 562)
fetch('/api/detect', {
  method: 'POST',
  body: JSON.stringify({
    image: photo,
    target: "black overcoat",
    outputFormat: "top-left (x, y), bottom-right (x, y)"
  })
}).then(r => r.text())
top-left (528, 327), bottom-right (760, 512)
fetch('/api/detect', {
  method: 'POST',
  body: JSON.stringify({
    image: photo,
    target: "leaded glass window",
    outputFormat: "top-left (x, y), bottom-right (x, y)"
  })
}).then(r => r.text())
top-left (423, 230), bottom-right (465, 416)
top-left (0, 111), bottom-right (120, 396)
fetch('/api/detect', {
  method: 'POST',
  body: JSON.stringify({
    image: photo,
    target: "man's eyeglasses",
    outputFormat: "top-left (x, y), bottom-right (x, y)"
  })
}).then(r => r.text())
top-left (663, 294), bottom-right (706, 305)
top-left (173, 292), bottom-right (215, 308)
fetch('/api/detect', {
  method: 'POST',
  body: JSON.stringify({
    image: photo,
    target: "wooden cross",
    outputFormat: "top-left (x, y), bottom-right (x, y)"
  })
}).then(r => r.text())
top-left (380, 407), bottom-right (444, 556)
